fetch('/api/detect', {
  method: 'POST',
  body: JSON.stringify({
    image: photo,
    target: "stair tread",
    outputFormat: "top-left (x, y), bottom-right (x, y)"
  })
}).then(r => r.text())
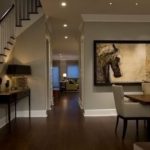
top-left (7, 41), bottom-right (13, 45)
top-left (0, 54), bottom-right (7, 57)
top-left (4, 47), bottom-right (11, 50)
top-left (10, 36), bottom-right (16, 40)
top-left (28, 12), bottom-right (38, 14)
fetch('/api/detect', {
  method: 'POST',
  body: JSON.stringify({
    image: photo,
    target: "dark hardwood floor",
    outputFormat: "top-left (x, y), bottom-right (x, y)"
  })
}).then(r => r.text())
top-left (0, 92), bottom-right (149, 150)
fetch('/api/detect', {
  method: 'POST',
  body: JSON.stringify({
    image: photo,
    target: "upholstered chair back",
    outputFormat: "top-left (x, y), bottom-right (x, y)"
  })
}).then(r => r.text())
top-left (112, 85), bottom-right (124, 116)
top-left (142, 82), bottom-right (150, 94)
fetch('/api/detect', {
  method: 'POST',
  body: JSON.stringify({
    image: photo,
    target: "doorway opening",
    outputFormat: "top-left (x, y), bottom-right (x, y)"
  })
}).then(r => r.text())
top-left (51, 59), bottom-right (80, 108)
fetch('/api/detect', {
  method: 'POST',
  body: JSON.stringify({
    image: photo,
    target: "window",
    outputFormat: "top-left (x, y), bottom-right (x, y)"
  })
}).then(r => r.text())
top-left (52, 67), bottom-right (60, 88)
top-left (67, 65), bottom-right (79, 78)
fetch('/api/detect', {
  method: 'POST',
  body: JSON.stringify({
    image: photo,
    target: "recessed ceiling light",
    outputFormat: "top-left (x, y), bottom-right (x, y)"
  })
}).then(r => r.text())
top-left (135, 2), bottom-right (139, 6)
top-left (63, 24), bottom-right (68, 28)
top-left (61, 2), bottom-right (67, 7)
top-left (109, 2), bottom-right (112, 5)
top-left (64, 36), bottom-right (68, 39)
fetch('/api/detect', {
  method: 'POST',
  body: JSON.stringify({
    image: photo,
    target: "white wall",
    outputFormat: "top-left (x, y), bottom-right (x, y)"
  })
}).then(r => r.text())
top-left (12, 16), bottom-right (47, 115)
top-left (83, 22), bottom-right (150, 111)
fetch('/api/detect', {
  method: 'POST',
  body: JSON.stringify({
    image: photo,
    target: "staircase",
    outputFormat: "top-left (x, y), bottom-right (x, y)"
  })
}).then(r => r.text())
top-left (0, 0), bottom-right (42, 64)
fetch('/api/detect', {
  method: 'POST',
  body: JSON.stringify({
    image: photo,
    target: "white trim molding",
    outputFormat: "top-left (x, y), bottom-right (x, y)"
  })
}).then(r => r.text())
top-left (84, 109), bottom-right (117, 117)
top-left (17, 110), bottom-right (47, 118)
top-left (78, 97), bottom-right (84, 110)
top-left (0, 112), bottom-right (15, 128)
top-left (81, 14), bottom-right (150, 22)
top-left (0, 110), bottom-right (47, 129)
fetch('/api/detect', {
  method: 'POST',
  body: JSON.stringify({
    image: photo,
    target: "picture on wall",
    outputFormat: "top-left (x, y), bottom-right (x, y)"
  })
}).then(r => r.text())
top-left (94, 40), bottom-right (150, 85)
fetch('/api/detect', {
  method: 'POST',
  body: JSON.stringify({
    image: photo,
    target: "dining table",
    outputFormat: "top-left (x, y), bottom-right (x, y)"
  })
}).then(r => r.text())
top-left (125, 94), bottom-right (150, 104)
top-left (125, 94), bottom-right (150, 134)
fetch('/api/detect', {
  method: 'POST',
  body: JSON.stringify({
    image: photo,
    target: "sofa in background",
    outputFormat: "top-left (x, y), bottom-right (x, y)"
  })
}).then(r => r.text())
top-left (60, 78), bottom-right (79, 91)
top-left (66, 79), bottom-right (79, 91)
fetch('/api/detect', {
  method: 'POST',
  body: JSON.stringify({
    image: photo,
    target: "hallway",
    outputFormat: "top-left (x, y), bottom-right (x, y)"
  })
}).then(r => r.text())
top-left (0, 92), bottom-right (148, 150)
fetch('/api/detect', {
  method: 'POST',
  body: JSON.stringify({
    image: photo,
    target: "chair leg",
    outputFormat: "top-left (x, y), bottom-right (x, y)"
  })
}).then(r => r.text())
top-left (122, 119), bottom-right (128, 139)
top-left (144, 120), bottom-right (147, 128)
top-left (115, 115), bottom-right (119, 134)
top-left (136, 119), bottom-right (139, 137)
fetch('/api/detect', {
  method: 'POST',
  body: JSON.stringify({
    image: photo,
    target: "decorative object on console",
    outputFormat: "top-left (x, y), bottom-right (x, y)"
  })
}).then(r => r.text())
top-left (5, 80), bottom-right (10, 92)
top-left (6, 64), bottom-right (31, 90)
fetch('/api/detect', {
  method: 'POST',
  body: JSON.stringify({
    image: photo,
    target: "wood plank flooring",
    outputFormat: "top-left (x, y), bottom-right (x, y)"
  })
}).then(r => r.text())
top-left (0, 92), bottom-right (149, 150)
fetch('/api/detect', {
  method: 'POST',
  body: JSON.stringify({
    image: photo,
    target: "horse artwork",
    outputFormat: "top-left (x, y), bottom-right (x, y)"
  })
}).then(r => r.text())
top-left (95, 43), bottom-right (122, 84)
top-left (94, 40), bottom-right (150, 85)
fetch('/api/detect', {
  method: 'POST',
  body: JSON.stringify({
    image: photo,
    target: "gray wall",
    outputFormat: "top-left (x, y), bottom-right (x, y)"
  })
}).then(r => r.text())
top-left (83, 22), bottom-right (150, 110)
top-left (13, 16), bottom-right (47, 111)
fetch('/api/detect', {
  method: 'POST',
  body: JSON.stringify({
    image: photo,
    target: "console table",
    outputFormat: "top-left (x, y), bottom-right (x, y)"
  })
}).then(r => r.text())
top-left (0, 88), bottom-right (30, 126)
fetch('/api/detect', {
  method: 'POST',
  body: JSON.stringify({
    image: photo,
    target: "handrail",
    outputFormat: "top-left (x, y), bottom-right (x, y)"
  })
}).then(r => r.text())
top-left (0, 4), bottom-right (15, 23)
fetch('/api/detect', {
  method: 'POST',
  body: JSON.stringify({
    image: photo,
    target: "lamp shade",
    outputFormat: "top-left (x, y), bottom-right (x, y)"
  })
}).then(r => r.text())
top-left (6, 65), bottom-right (31, 75)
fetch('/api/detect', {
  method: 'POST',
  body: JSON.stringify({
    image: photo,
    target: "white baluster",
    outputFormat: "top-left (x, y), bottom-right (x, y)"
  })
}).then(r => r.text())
top-left (0, 25), bottom-right (2, 54)
top-left (0, 4), bottom-right (15, 63)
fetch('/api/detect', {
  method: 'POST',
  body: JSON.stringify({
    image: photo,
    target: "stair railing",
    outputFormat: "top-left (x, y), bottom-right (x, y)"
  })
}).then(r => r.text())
top-left (15, 0), bottom-right (42, 27)
top-left (0, 4), bottom-right (15, 63)
top-left (0, 0), bottom-right (42, 63)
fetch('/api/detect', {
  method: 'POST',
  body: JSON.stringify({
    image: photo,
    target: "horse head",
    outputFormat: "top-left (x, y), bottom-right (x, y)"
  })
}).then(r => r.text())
top-left (109, 54), bottom-right (121, 78)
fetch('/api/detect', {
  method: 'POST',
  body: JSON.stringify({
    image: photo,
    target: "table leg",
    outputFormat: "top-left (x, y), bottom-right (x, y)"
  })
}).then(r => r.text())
top-left (29, 92), bottom-right (31, 118)
top-left (145, 119), bottom-right (150, 140)
top-left (15, 100), bottom-right (17, 119)
top-left (8, 102), bottom-right (11, 126)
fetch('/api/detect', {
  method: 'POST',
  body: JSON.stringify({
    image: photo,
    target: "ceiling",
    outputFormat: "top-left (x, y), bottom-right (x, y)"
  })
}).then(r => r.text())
top-left (41, 0), bottom-right (150, 59)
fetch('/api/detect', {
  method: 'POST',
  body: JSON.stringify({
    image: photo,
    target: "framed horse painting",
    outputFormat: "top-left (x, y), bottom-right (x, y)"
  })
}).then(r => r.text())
top-left (94, 40), bottom-right (150, 85)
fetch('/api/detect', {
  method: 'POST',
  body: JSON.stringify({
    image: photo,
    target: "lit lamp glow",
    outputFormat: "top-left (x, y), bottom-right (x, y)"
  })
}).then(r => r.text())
top-left (63, 73), bottom-right (67, 78)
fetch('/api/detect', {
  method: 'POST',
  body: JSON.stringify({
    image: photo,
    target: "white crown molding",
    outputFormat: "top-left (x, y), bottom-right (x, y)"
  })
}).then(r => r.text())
top-left (84, 109), bottom-right (117, 117)
top-left (81, 14), bottom-right (150, 22)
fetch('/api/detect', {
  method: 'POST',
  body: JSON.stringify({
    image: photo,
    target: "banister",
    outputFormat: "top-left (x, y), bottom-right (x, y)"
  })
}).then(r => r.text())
top-left (0, 4), bottom-right (15, 23)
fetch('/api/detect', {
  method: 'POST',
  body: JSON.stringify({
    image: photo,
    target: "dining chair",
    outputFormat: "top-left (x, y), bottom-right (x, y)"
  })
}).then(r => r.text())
top-left (112, 84), bottom-right (150, 139)
top-left (141, 82), bottom-right (150, 127)
top-left (142, 82), bottom-right (150, 94)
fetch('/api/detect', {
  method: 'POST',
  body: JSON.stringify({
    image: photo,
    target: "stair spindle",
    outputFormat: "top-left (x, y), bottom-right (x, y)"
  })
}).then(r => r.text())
top-left (15, 0), bottom-right (22, 26)
top-left (36, 0), bottom-right (42, 7)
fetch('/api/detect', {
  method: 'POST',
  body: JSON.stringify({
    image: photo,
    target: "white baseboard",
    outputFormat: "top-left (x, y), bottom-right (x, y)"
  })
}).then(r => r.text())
top-left (17, 110), bottom-right (47, 117)
top-left (0, 112), bottom-right (15, 128)
top-left (0, 110), bottom-right (47, 129)
top-left (0, 116), bottom-right (9, 129)
top-left (84, 109), bottom-right (117, 117)
top-left (78, 97), bottom-right (84, 110)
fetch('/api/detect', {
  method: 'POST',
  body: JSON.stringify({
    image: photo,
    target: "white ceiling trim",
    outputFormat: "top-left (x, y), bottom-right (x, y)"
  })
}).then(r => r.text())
top-left (81, 14), bottom-right (150, 22)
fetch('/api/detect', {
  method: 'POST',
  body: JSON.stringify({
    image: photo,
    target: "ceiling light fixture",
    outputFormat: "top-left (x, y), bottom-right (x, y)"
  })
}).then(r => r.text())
top-left (61, 2), bottom-right (67, 7)
top-left (135, 2), bottom-right (139, 6)
top-left (63, 24), bottom-right (68, 27)
top-left (109, 2), bottom-right (112, 6)
top-left (64, 36), bottom-right (68, 39)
